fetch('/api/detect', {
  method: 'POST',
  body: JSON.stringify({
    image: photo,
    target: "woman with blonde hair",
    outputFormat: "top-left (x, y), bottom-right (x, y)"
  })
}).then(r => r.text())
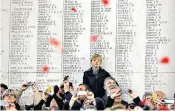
top-left (83, 54), bottom-right (111, 98)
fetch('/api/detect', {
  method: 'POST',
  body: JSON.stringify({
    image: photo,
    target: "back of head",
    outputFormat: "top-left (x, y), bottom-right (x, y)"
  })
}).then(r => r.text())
top-left (0, 84), bottom-right (8, 90)
top-left (154, 90), bottom-right (166, 99)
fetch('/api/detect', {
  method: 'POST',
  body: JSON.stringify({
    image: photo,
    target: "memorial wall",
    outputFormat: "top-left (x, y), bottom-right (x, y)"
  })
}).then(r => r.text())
top-left (1, 0), bottom-right (175, 105)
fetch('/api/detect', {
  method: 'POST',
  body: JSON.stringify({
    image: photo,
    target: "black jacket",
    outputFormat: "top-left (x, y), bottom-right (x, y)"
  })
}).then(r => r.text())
top-left (83, 67), bottom-right (110, 98)
top-left (102, 94), bottom-right (108, 106)
top-left (64, 91), bottom-right (72, 101)
top-left (133, 96), bottom-right (144, 107)
top-left (133, 96), bottom-right (150, 110)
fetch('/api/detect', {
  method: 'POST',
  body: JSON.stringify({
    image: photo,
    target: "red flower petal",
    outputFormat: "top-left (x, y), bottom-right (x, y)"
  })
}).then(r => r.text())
top-left (42, 65), bottom-right (49, 73)
top-left (101, 0), bottom-right (109, 6)
top-left (71, 8), bottom-right (77, 12)
top-left (61, 48), bottom-right (64, 54)
top-left (49, 38), bottom-right (60, 47)
top-left (160, 56), bottom-right (170, 64)
top-left (90, 35), bottom-right (98, 42)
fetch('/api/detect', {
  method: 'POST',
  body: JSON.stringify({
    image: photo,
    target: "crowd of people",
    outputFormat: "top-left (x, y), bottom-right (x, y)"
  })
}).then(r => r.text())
top-left (0, 54), bottom-right (175, 110)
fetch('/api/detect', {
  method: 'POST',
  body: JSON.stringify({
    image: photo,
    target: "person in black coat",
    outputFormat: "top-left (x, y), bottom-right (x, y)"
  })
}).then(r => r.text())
top-left (62, 76), bottom-right (73, 101)
top-left (63, 83), bottom-right (105, 110)
top-left (83, 54), bottom-right (111, 98)
top-left (102, 77), bottom-right (119, 106)
top-left (128, 90), bottom-right (155, 110)
top-left (105, 85), bottom-right (128, 109)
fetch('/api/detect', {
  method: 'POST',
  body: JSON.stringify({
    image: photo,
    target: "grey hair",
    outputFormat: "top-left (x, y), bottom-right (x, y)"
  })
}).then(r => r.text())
top-left (2, 89), bottom-right (16, 98)
top-left (104, 77), bottom-right (117, 86)
top-left (142, 92), bottom-right (153, 100)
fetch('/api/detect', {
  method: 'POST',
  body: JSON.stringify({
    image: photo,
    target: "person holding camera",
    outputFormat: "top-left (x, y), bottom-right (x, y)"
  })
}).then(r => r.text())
top-left (102, 77), bottom-right (120, 106)
top-left (62, 76), bottom-right (73, 101)
top-left (0, 82), bottom-right (33, 110)
top-left (128, 89), bottom-right (157, 110)
top-left (33, 84), bottom-right (64, 110)
top-left (1, 89), bottom-right (21, 110)
top-left (63, 83), bottom-right (104, 110)
top-left (105, 85), bottom-right (128, 109)
top-left (83, 54), bottom-right (112, 98)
